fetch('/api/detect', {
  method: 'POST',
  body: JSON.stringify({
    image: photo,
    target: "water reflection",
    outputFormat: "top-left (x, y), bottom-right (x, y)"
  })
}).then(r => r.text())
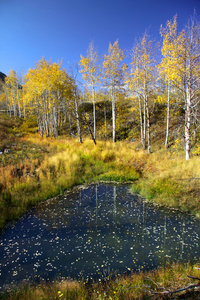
top-left (0, 184), bottom-right (200, 290)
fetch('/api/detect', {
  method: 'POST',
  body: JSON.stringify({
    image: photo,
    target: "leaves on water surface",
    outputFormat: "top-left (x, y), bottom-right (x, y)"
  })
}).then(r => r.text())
top-left (0, 184), bottom-right (200, 291)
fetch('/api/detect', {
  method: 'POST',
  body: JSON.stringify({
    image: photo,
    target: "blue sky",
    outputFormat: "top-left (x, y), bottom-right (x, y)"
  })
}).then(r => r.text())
top-left (1, 0), bottom-right (200, 77)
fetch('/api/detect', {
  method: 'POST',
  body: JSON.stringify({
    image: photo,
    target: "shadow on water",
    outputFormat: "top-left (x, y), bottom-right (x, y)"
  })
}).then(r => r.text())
top-left (0, 183), bottom-right (200, 290)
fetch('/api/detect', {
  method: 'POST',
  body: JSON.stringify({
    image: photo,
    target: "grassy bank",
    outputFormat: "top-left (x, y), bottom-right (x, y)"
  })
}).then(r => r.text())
top-left (1, 113), bottom-right (200, 226)
top-left (1, 128), bottom-right (200, 228)
top-left (1, 263), bottom-right (200, 299)
top-left (132, 148), bottom-right (200, 217)
top-left (0, 135), bottom-right (142, 230)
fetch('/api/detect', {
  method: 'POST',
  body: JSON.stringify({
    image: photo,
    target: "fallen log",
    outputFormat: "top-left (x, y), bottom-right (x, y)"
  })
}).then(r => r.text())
top-left (152, 275), bottom-right (200, 297)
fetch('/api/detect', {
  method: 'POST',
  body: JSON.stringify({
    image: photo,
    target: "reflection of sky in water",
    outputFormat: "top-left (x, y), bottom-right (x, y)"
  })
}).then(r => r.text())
top-left (0, 184), bottom-right (200, 290)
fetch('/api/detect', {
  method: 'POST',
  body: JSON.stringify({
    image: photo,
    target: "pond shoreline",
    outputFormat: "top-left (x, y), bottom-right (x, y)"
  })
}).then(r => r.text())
top-left (2, 145), bottom-right (200, 300)
top-left (1, 178), bottom-right (198, 238)
top-left (1, 183), bottom-right (200, 290)
top-left (1, 184), bottom-right (200, 299)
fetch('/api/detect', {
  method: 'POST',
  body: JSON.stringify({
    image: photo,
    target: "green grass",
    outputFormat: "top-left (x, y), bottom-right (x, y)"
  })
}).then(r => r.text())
top-left (131, 151), bottom-right (200, 216)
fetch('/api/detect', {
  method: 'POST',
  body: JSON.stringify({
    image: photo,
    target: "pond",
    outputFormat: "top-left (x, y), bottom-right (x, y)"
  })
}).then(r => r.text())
top-left (0, 183), bottom-right (200, 290)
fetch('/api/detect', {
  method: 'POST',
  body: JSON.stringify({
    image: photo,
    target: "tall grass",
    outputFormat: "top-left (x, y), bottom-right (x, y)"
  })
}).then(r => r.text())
top-left (0, 138), bottom-right (141, 230)
top-left (1, 134), bottom-right (200, 227)
top-left (132, 149), bottom-right (200, 216)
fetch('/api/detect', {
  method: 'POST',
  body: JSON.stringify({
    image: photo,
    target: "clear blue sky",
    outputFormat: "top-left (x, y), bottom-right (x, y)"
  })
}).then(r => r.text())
top-left (1, 0), bottom-right (200, 77)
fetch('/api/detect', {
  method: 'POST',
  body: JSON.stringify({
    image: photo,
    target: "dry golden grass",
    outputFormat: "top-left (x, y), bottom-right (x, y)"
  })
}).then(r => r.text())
top-left (1, 133), bottom-right (200, 230)
top-left (0, 137), bottom-right (142, 230)
top-left (2, 263), bottom-right (200, 299)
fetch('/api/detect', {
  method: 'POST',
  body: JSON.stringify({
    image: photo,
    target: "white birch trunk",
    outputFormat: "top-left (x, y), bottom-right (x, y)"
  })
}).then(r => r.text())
top-left (185, 85), bottom-right (191, 160)
top-left (111, 78), bottom-right (116, 143)
top-left (146, 94), bottom-right (151, 154)
top-left (138, 95), bottom-right (144, 148)
top-left (104, 102), bottom-right (107, 141)
top-left (17, 83), bottom-right (21, 118)
top-left (165, 80), bottom-right (170, 149)
top-left (13, 88), bottom-right (17, 118)
top-left (92, 82), bottom-right (96, 141)
top-left (23, 86), bottom-right (26, 118)
top-left (143, 96), bottom-right (146, 149)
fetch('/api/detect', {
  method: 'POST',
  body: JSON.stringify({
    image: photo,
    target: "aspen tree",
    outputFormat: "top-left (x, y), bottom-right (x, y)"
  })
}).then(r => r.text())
top-left (95, 89), bottom-right (111, 141)
top-left (159, 16), bottom-right (180, 149)
top-left (5, 70), bottom-right (22, 118)
top-left (24, 58), bottom-right (72, 138)
top-left (181, 17), bottom-right (200, 160)
top-left (129, 33), bottom-right (156, 153)
top-left (17, 72), bottom-right (26, 118)
top-left (103, 40), bottom-right (125, 142)
top-left (25, 59), bottom-right (50, 136)
top-left (79, 41), bottom-right (100, 142)
top-left (68, 65), bottom-right (83, 143)
top-left (167, 15), bottom-right (200, 160)
top-left (129, 48), bottom-right (145, 148)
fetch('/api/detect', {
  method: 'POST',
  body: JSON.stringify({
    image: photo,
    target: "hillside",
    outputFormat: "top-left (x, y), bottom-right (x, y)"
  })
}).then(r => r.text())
top-left (0, 71), bottom-right (6, 82)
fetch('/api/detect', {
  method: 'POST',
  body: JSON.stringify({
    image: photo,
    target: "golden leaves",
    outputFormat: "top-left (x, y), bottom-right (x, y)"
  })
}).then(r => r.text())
top-left (159, 16), bottom-right (184, 84)
top-left (129, 33), bottom-right (155, 93)
top-left (102, 40), bottom-right (125, 86)
top-left (79, 41), bottom-right (100, 90)
top-left (24, 58), bottom-right (70, 109)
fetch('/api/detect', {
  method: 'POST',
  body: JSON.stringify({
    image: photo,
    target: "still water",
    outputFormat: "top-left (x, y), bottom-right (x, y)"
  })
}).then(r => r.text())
top-left (0, 183), bottom-right (200, 290)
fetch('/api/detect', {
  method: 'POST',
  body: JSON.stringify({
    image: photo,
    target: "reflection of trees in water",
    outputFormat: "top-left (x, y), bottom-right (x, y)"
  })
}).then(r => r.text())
top-left (34, 192), bottom-right (78, 230)
top-left (34, 184), bottom-right (197, 263)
